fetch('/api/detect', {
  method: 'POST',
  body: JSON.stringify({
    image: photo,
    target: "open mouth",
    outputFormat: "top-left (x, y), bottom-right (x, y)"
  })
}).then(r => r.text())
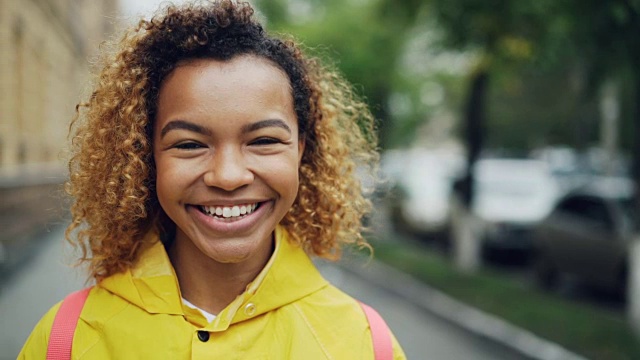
top-left (198, 203), bottom-right (262, 221)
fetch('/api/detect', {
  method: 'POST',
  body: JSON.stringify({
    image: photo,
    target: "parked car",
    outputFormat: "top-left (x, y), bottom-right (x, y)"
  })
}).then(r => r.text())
top-left (386, 148), bottom-right (464, 242)
top-left (533, 176), bottom-right (636, 297)
top-left (471, 158), bottom-right (560, 260)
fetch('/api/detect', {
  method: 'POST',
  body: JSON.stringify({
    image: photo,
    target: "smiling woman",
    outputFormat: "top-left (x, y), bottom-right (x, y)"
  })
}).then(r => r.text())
top-left (153, 57), bottom-right (304, 304)
top-left (18, 0), bottom-right (405, 359)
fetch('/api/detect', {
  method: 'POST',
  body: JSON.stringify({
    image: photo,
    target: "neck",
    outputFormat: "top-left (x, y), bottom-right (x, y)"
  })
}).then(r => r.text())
top-left (168, 235), bottom-right (274, 315)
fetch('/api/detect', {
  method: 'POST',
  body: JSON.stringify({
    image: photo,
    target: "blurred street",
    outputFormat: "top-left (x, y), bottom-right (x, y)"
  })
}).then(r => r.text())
top-left (2, 0), bottom-right (640, 358)
top-left (318, 262), bottom-right (529, 360)
top-left (3, 0), bottom-right (640, 358)
top-left (0, 226), bottom-right (87, 360)
top-left (0, 226), bottom-right (531, 360)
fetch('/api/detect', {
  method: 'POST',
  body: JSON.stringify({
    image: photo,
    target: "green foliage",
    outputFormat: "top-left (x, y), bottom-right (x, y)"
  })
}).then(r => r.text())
top-left (486, 63), bottom-right (602, 151)
top-left (430, 0), bottom-right (557, 61)
top-left (426, 0), bottom-right (640, 153)
top-left (556, 0), bottom-right (640, 94)
top-left (254, 0), bottom-right (428, 147)
top-left (255, 0), bottom-right (640, 152)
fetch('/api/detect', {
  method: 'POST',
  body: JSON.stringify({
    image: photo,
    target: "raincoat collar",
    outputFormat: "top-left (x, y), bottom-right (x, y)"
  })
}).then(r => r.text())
top-left (99, 225), bottom-right (328, 330)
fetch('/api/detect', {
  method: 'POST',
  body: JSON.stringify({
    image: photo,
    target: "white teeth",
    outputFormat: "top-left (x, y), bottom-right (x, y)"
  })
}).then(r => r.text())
top-left (202, 203), bottom-right (259, 219)
top-left (231, 206), bottom-right (240, 217)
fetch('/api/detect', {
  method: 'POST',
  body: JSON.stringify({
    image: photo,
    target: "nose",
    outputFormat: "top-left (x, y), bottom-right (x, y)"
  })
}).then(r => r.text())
top-left (203, 146), bottom-right (254, 191)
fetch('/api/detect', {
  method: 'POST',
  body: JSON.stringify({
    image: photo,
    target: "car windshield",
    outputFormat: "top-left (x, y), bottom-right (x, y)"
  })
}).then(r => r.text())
top-left (472, 159), bottom-right (559, 223)
top-left (475, 160), bottom-right (557, 199)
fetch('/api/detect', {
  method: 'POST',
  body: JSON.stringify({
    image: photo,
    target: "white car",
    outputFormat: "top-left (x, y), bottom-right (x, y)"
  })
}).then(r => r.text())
top-left (386, 148), bottom-right (464, 241)
top-left (471, 158), bottom-right (560, 259)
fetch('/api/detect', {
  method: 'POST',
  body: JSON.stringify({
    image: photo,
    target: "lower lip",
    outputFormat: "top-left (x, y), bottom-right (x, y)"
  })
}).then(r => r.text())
top-left (188, 202), bottom-right (272, 234)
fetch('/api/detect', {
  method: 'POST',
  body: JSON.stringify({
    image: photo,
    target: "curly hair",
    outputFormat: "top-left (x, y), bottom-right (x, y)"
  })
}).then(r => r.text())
top-left (66, 0), bottom-right (378, 281)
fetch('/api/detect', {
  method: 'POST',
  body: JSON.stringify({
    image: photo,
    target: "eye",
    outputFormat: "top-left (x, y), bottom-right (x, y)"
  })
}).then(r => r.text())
top-left (250, 137), bottom-right (282, 146)
top-left (173, 141), bottom-right (205, 150)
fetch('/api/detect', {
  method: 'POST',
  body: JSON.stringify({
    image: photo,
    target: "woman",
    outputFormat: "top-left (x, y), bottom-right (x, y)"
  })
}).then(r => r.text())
top-left (19, 1), bottom-right (406, 358)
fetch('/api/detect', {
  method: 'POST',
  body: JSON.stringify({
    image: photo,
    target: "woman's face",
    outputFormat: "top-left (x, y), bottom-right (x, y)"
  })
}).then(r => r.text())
top-left (153, 55), bottom-right (303, 267)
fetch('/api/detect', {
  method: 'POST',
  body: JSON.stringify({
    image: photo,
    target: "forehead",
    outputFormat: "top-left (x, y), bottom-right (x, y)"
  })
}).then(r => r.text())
top-left (169, 55), bottom-right (290, 91)
top-left (154, 55), bottom-right (296, 130)
top-left (159, 55), bottom-right (291, 103)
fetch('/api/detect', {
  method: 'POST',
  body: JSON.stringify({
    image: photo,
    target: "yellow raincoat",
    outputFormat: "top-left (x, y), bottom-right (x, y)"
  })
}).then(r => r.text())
top-left (19, 226), bottom-right (406, 359)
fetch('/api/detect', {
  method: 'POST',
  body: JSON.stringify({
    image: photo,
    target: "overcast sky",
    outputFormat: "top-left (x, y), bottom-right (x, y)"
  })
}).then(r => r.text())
top-left (120, 0), bottom-right (188, 18)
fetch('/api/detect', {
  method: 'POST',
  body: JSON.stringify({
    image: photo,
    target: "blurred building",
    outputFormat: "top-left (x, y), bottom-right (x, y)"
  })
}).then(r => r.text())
top-left (0, 0), bottom-right (119, 168)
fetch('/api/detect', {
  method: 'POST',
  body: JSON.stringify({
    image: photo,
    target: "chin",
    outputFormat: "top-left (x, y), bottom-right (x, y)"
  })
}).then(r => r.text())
top-left (197, 233), bottom-right (271, 265)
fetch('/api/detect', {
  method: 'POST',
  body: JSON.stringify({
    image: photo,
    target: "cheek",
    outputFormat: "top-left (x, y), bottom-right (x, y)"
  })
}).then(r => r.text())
top-left (154, 157), bottom-right (187, 205)
top-left (274, 158), bottom-right (301, 197)
top-left (254, 155), bottom-right (299, 194)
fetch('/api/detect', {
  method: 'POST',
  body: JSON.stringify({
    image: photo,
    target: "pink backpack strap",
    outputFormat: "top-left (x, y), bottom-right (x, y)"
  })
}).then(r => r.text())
top-left (359, 301), bottom-right (393, 360)
top-left (46, 287), bottom-right (92, 360)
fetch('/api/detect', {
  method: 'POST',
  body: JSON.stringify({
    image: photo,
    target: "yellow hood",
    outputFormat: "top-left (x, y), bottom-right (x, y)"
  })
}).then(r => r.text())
top-left (100, 225), bottom-right (329, 330)
top-left (19, 226), bottom-right (406, 359)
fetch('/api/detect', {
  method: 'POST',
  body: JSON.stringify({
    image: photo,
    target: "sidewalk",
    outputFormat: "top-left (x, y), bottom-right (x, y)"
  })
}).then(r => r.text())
top-left (0, 164), bottom-right (68, 280)
top-left (337, 254), bottom-right (587, 360)
top-left (0, 227), bottom-right (86, 359)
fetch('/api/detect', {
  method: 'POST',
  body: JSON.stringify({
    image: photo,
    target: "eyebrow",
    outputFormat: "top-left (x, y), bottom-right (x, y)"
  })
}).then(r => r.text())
top-left (160, 118), bottom-right (292, 138)
top-left (242, 119), bottom-right (292, 134)
top-left (160, 120), bottom-right (212, 138)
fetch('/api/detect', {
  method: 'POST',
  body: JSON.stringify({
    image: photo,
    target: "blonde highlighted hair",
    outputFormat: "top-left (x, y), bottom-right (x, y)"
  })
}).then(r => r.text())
top-left (66, 0), bottom-right (378, 280)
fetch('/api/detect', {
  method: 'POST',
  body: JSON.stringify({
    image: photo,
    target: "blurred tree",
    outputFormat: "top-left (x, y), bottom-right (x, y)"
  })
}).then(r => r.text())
top-left (486, 62), bottom-right (601, 152)
top-left (254, 0), bottom-right (424, 148)
top-left (556, 0), bottom-right (640, 203)
top-left (428, 0), bottom-right (554, 204)
top-left (458, 1), bottom-right (640, 163)
top-left (256, 1), bottom-right (640, 177)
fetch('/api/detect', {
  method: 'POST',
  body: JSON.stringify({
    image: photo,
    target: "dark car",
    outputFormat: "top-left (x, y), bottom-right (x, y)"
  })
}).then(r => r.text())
top-left (533, 177), bottom-right (636, 297)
